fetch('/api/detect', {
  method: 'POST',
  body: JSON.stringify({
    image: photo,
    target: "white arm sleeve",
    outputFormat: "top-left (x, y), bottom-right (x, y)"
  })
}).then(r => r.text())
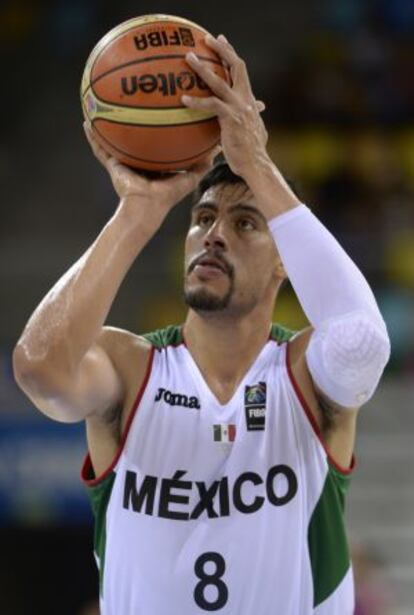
top-left (269, 204), bottom-right (391, 408)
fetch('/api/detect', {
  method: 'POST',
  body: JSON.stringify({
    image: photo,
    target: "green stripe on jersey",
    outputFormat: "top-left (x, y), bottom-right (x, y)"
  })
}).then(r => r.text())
top-left (308, 463), bottom-right (352, 606)
top-left (143, 323), bottom-right (295, 350)
top-left (269, 323), bottom-right (297, 343)
top-left (85, 468), bottom-right (116, 596)
top-left (142, 325), bottom-right (183, 349)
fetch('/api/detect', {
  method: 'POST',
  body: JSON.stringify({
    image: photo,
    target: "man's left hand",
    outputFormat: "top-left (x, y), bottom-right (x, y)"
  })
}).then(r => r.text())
top-left (183, 34), bottom-right (270, 179)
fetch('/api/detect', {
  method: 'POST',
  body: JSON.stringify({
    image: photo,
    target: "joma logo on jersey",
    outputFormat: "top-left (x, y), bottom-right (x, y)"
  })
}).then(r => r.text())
top-left (133, 27), bottom-right (195, 51)
top-left (121, 72), bottom-right (208, 97)
top-left (155, 387), bottom-right (201, 410)
top-left (245, 382), bottom-right (267, 431)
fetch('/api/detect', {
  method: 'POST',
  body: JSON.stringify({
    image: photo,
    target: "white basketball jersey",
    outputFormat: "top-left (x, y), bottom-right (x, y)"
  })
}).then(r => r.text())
top-left (82, 325), bottom-right (355, 614)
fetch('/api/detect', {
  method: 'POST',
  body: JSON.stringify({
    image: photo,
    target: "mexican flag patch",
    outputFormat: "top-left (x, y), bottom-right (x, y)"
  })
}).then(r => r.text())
top-left (213, 424), bottom-right (236, 443)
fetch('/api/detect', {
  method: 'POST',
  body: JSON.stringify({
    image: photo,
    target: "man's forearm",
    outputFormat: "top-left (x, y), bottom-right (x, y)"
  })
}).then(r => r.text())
top-left (242, 155), bottom-right (302, 219)
top-left (268, 201), bottom-right (390, 407)
top-left (244, 159), bottom-right (390, 406)
top-left (14, 197), bottom-right (164, 377)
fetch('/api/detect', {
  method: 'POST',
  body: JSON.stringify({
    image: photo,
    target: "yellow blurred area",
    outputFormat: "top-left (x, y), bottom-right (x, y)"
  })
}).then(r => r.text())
top-left (268, 127), bottom-right (414, 184)
top-left (396, 130), bottom-right (414, 186)
top-left (272, 288), bottom-right (309, 331)
top-left (385, 230), bottom-right (414, 288)
top-left (268, 130), bottom-right (343, 183)
top-left (140, 294), bottom-right (187, 332)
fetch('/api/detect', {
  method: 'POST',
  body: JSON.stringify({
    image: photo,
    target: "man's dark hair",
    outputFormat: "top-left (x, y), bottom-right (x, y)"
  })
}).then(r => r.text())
top-left (195, 156), bottom-right (245, 202)
top-left (195, 155), bottom-right (300, 202)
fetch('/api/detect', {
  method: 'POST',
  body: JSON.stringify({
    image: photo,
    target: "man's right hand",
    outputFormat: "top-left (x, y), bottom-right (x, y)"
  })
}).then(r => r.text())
top-left (84, 122), bottom-right (220, 215)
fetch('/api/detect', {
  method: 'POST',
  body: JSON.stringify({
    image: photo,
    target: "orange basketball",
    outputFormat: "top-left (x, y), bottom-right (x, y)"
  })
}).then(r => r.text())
top-left (81, 14), bottom-right (230, 172)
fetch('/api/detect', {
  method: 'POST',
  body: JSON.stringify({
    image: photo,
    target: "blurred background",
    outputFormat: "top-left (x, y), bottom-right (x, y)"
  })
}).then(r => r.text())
top-left (1, 0), bottom-right (413, 613)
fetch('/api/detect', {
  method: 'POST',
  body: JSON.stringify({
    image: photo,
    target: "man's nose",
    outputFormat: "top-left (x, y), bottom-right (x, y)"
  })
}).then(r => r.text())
top-left (203, 219), bottom-right (227, 251)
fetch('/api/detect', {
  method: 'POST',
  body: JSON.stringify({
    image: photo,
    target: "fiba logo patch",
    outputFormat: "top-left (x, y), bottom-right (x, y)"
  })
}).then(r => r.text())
top-left (133, 27), bottom-right (195, 51)
top-left (245, 382), bottom-right (267, 431)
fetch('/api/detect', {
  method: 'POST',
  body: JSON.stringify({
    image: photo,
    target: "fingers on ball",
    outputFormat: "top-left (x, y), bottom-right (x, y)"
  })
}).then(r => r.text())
top-left (182, 95), bottom-right (228, 116)
top-left (186, 53), bottom-right (232, 100)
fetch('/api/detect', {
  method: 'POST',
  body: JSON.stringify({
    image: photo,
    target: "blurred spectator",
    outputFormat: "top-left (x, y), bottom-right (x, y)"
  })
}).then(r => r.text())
top-left (352, 541), bottom-right (395, 615)
top-left (78, 598), bottom-right (99, 615)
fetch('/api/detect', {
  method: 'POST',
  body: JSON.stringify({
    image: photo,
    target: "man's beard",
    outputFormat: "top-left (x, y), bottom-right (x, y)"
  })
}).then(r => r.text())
top-left (184, 278), bottom-right (234, 312)
top-left (184, 250), bottom-right (235, 312)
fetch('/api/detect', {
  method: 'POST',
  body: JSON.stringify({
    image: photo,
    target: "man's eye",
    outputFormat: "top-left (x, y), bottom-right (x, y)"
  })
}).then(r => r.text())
top-left (237, 218), bottom-right (255, 231)
top-left (197, 213), bottom-right (214, 227)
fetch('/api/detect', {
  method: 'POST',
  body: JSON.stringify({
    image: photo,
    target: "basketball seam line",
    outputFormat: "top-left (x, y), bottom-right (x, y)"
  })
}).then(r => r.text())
top-left (86, 54), bottom-right (227, 97)
top-left (92, 115), bottom-right (217, 129)
top-left (93, 122), bottom-right (219, 164)
top-left (89, 102), bottom-right (211, 110)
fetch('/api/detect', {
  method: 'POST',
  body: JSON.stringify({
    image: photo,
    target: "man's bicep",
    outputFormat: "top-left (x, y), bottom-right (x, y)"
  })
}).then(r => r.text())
top-left (77, 325), bottom-right (153, 423)
top-left (84, 328), bottom-right (153, 478)
top-left (70, 343), bottom-right (125, 420)
top-left (289, 328), bottom-right (357, 469)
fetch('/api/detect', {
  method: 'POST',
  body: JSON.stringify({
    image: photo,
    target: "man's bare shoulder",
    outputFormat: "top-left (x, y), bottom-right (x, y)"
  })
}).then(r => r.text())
top-left (97, 326), bottom-right (153, 397)
top-left (98, 326), bottom-right (152, 355)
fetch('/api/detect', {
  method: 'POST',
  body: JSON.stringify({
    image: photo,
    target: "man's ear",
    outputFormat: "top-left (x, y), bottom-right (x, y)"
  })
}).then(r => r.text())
top-left (275, 258), bottom-right (287, 281)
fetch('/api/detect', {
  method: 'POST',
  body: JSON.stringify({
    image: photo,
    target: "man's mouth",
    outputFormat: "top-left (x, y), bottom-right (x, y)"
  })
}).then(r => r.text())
top-left (196, 258), bottom-right (226, 273)
top-left (189, 254), bottom-right (231, 276)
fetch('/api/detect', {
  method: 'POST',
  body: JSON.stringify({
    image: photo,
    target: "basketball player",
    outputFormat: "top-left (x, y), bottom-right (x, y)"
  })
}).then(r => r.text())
top-left (13, 34), bottom-right (390, 614)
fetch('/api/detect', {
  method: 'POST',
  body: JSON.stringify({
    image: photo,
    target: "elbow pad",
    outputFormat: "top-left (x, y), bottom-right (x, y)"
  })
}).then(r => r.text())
top-left (306, 310), bottom-right (391, 408)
